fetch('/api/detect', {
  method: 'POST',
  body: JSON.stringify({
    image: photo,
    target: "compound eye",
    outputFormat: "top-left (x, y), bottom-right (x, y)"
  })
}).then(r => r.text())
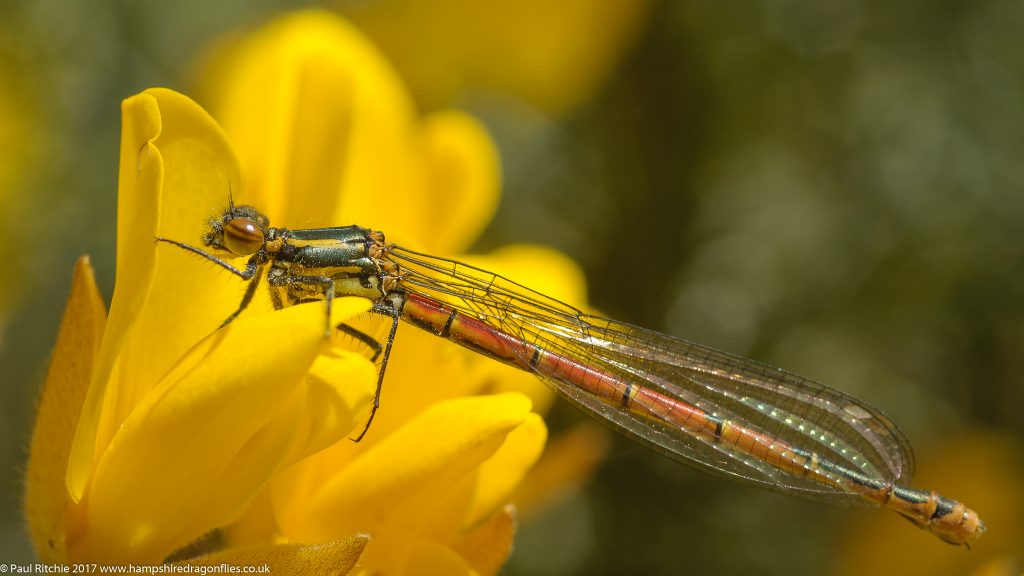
top-left (223, 217), bottom-right (265, 255)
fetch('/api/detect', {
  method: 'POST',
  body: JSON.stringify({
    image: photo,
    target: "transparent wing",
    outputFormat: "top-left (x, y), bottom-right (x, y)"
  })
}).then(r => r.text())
top-left (388, 245), bottom-right (916, 505)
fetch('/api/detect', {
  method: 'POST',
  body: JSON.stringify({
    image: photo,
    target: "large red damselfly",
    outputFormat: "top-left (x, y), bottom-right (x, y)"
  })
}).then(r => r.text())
top-left (158, 203), bottom-right (985, 546)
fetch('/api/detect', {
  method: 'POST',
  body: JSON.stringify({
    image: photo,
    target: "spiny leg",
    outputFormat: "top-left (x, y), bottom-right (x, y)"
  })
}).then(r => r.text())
top-left (155, 238), bottom-right (261, 280)
top-left (351, 301), bottom-right (400, 442)
top-left (156, 238), bottom-right (267, 328)
top-left (219, 267), bottom-right (264, 328)
top-left (336, 323), bottom-right (384, 361)
top-left (268, 279), bottom-right (285, 310)
top-left (325, 281), bottom-right (334, 338)
top-left (289, 294), bottom-right (385, 360)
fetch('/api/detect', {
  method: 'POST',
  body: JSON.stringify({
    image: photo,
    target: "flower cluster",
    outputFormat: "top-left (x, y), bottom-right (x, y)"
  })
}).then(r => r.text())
top-left (26, 12), bottom-right (594, 574)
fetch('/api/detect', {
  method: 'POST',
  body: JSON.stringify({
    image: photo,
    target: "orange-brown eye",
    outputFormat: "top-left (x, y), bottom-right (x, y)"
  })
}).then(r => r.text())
top-left (223, 217), bottom-right (265, 255)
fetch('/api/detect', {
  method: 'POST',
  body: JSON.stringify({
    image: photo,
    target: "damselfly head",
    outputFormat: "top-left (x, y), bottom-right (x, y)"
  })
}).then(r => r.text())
top-left (203, 205), bottom-right (270, 256)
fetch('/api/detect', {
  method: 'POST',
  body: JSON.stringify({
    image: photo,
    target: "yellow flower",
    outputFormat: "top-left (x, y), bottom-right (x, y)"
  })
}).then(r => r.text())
top-left (199, 11), bottom-right (589, 572)
top-left (25, 87), bottom-right (378, 567)
top-left (27, 10), bottom-right (593, 574)
top-left (341, 0), bottom-right (653, 116)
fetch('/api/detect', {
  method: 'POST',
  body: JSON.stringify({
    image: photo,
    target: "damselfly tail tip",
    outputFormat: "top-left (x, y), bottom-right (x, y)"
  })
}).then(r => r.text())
top-left (931, 505), bottom-right (985, 547)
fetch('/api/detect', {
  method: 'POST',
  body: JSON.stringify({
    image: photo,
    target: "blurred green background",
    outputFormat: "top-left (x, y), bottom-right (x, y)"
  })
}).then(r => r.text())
top-left (2, 1), bottom-right (1022, 574)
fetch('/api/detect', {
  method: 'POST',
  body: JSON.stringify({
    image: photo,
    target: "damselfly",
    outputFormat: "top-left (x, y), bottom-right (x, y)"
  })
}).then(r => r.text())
top-left (157, 203), bottom-right (985, 546)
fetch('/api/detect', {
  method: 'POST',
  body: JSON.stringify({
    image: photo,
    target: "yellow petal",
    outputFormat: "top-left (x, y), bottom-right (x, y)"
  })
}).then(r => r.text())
top-left (261, 320), bottom-right (486, 546)
top-left (352, 323), bottom-right (491, 440)
top-left (205, 10), bottom-right (418, 229)
top-left (176, 534), bottom-right (369, 576)
top-left (25, 257), bottom-right (106, 562)
top-left (452, 505), bottom-right (517, 576)
top-left (411, 110), bottom-right (500, 254)
top-left (70, 301), bottom-right (369, 563)
top-left (222, 485), bottom-right (280, 548)
top-left (396, 540), bottom-right (477, 576)
top-left (459, 413), bottom-right (546, 529)
top-left (121, 86), bottom-right (249, 413)
top-left (512, 422), bottom-right (610, 521)
top-left (282, 393), bottom-right (533, 541)
top-left (418, 413), bottom-right (545, 539)
top-left (66, 90), bottom-right (163, 500)
top-left (277, 348), bottom-right (378, 468)
top-left (67, 87), bottom-right (245, 501)
top-left (347, 0), bottom-right (652, 115)
top-left (202, 10), bottom-right (501, 253)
